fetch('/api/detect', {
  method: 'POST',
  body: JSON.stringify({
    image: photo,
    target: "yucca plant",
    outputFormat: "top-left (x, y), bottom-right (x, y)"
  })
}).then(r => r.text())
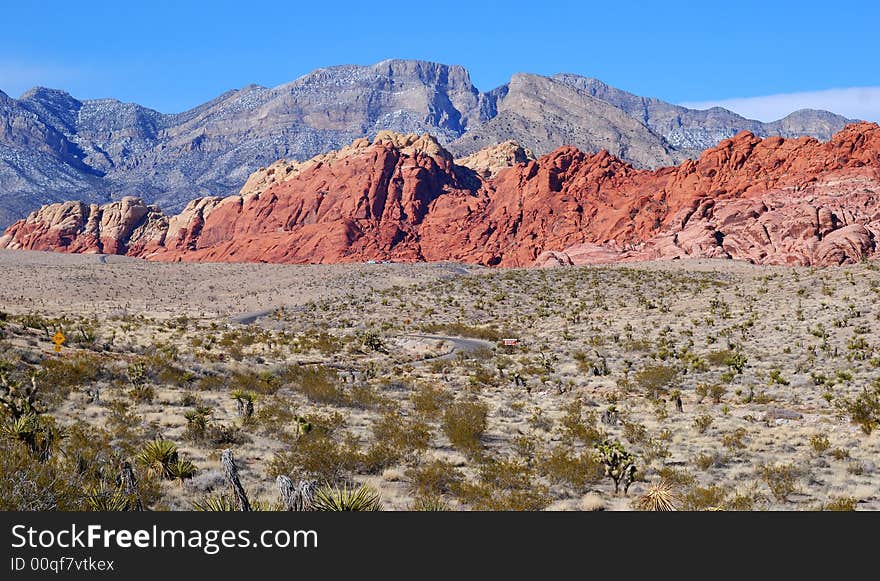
top-left (183, 406), bottom-right (212, 441)
top-left (2, 413), bottom-right (62, 461)
top-left (193, 493), bottom-right (274, 511)
top-left (312, 484), bottom-right (383, 511)
top-left (136, 439), bottom-right (179, 479)
top-left (168, 458), bottom-right (197, 485)
top-left (636, 480), bottom-right (678, 511)
top-left (192, 493), bottom-right (238, 512)
top-left (85, 483), bottom-right (130, 511)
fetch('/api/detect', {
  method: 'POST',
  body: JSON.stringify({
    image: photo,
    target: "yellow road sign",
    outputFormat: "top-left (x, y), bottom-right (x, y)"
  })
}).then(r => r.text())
top-left (52, 331), bottom-right (66, 352)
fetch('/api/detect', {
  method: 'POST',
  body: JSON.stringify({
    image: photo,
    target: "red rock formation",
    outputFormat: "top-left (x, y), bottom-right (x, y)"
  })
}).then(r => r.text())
top-left (2, 124), bottom-right (879, 267)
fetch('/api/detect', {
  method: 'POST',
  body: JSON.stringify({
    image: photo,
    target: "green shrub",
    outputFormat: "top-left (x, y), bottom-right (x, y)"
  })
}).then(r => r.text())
top-left (758, 463), bottom-right (801, 501)
top-left (809, 434), bottom-right (830, 455)
top-left (442, 400), bottom-right (489, 456)
top-left (406, 459), bottom-right (462, 497)
top-left (680, 485), bottom-right (727, 511)
top-left (823, 496), bottom-right (858, 511)
top-left (539, 445), bottom-right (602, 492)
top-left (693, 414), bottom-right (713, 434)
top-left (634, 364), bottom-right (679, 398)
top-left (454, 456), bottom-right (550, 511)
top-left (411, 384), bottom-right (452, 419)
top-left (834, 382), bottom-right (880, 435)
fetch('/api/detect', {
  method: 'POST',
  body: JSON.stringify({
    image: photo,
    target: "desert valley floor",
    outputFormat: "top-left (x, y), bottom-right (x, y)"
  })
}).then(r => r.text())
top-left (1, 249), bottom-right (878, 510)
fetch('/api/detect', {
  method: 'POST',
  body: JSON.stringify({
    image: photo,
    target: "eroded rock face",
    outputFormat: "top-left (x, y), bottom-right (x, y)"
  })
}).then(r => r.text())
top-left (3, 124), bottom-right (879, 267)
top-left (455, 141), bottom-right (535, 179)
top-left (0, 197), bottom-right (166, 255)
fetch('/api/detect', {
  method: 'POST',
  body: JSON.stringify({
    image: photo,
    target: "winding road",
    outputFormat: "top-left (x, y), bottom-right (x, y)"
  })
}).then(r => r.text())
top-left (403, 333), bottom-right (496, 364)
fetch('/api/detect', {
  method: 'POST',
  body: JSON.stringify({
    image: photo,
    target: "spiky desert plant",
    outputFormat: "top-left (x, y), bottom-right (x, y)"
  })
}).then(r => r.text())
top-left (0, 371), bottom-right (45, 419)
top-left (2, 413), bottom-right (62, 461)
top-left (85, 483), bottom-right (130, 511)
top-left (312, 484), bottom-right (383, 511)
top-left (183, 406), bottom-right (212, 441)
top-left (136, 439), bottom-right (179, 480)
top-left (594, 439), bottom-right (637, 495)
top-left (230, 389), bottom-right (256, 420)
top-left (168, 458), bottom-right (197, 485)
top-left (192, 493), bottom-right (238, 512)
top-left (192, 493), bottom-right (273, 511)
top-left (636, 480), bottom-right (678, 511)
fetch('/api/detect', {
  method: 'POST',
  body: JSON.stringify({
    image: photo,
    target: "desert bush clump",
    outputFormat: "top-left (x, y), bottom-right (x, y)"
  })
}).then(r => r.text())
top-left (695, 382), bottom-right (726, 404)
top-left (267, 413), bottom-right (358, 484)
top-left (693, 414), bottom-right (714, 434)
top-left (410, 494), bottom-right (452, 511)
top-left (411, 384), bottom-right (453, 419)
top-left (655, 466), bottom-right (697, 487)
top-left (287, 365), bottom-right (347, 405)
top-left (363, 411), bottom-right (431, 472)
top-left (559, 399), bottom-right (603, 446)
top-left (833, 381), bottom-right (880, 435)
top-left (680, 485), bottom-right (727, 511)
top-left (406, 459), bottom-right (462, 497)
top-left (634, 364), bottom-right (679, 398)
top-left (822, 496), bottom-right (858, 511)
top-left (442, 400), bottom-right (489, 457)
top-left (809, 433), bottom-right (830, 455)
top-left (721, 428), bottom-right (748, 451)
top-left (454, 456), bottom-right (550, 511)
top-left (758, 463), bottom-right (801, 501)
top-left (539, 445), bottom-right (602, 493)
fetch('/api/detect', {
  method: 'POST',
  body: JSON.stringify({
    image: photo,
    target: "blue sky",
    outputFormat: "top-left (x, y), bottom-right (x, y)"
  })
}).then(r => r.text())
top-left (1, 0), bottom-right (878, 120)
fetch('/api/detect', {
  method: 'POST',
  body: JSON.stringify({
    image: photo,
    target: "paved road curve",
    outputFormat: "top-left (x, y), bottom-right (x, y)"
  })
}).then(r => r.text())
top-left (404, 333), bottom-right (495, 364)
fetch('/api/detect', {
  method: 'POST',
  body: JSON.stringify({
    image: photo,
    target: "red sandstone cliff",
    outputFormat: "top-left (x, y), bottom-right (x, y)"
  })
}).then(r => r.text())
top-left (2, 123), bottom-right (879, 267)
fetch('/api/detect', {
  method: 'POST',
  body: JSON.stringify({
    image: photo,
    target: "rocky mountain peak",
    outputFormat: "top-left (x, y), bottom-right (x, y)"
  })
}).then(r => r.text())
top-left (0, 59), bottom-right (859, 230)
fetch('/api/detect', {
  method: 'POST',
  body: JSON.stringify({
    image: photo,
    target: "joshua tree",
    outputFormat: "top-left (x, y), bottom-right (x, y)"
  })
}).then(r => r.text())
top-left (231, 390), bottom-right (256, 421)
top-left (277, 475), bottom-right (316, 511)
top-left (0, 370), bottom-right (44, 420)
top-left (120, 461), bottom-right (143, 511)
top-left (595, 439), bottom-right (637, 495)
top-left (221, 449), bottom-right (251, 511)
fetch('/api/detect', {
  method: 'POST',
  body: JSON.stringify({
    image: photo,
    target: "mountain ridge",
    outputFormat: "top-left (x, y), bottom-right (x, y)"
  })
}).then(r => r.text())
top-left (0, 59), bottom-right (855, 228)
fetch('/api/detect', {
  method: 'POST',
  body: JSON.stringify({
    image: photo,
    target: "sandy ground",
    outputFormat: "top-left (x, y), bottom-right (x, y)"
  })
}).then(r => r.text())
top-left (0, 250), bottom-right (476, 318)
top-left (1, 249), bottom-right (878, 511)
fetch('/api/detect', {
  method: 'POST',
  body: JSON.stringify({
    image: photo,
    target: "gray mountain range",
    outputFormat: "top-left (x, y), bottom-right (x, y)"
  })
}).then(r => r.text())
top-left (0, 59), bottom-right (854, 228)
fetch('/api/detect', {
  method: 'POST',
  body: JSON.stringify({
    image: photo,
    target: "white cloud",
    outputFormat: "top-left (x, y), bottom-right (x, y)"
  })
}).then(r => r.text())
top-left (680, 87), bottom-right (880, 123)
